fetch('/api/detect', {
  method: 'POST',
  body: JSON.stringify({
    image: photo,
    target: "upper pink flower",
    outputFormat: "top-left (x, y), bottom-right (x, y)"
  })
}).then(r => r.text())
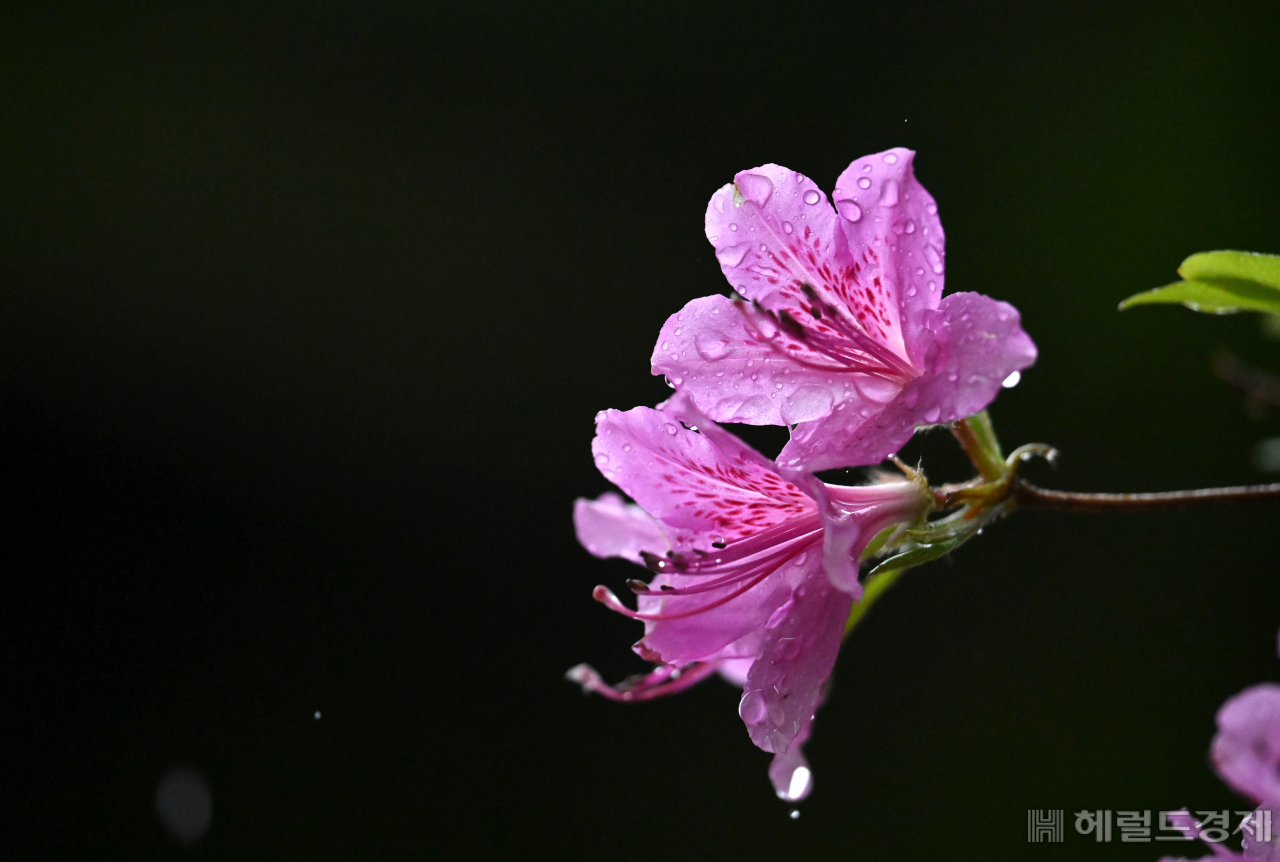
top-left (652, 148), bottom-right (1037, 473)
top-left (571, 392), bottom-right (931, 800)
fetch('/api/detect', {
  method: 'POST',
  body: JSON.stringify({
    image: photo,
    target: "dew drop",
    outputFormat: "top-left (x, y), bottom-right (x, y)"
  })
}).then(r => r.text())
top-left (695, 331), bottom-right (729, 360)
top-left (736, 172), bottom-right (774, 206)
top-left (729, 223), bottom-right (738, 231)
top-left (879, 178), bottom-right (900, 206)
top-left (906, 285), bottom-right (917, 297)
top-left (1002, 370), bottom-right (1022, 388)
top-left (663, 423), bottom-right (679, 435)
top-left (715, 242), bottom-right (752, 267)
top-left (802, 190), bottom-right (821, 205)
top-left (904, 220), bottom-right (916, 234)
top-left (835, 199), bottom-right (862, 222)
top-left (857, 177), bottom-right (872, 189)
top-left (739, 692), bottom-right (766, 724)
top-left (915, 267), bottom-right (925, 276)
top-left (926, 202), bottom-right (938, 215)
top-left (923, 407), bottom-right (941, 423)
top-left (928, 280), bottom-right (937, 292)
top-left (883, 152), bottom-right (899, 164)
top-left (781, 766), bottom-right (812, 801)
top-left (923, 243), bottom-right (944, 274)
top-left (782, 221), bottom-right (794, 234)
top-left (861, 164), bottom-right (872, 173)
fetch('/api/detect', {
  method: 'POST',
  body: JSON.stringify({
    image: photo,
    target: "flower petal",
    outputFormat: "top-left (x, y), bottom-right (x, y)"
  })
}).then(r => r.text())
top-left (832, 148), bottom-right (946, 366)
top-left (651, 294), bottom-right (854, 426)
top-left (776, 293), bottom-right (1036, 472)
top-left (591, 395), bottom-right (815, 551)
top-left (908, 292), bottom-right (1038, 424)
top-left (738, 565), bottom-right (854, 801)
top-left (635, 552), bottom-right (808, 663)
top-left (777, 391), bottom-right (919, 473)
top-left (573, 492), bottom-right (667, 564)
top-left (1212, 683), bottom-right (1280, 805)
top-left (705, 164), bottom-right (909, 367)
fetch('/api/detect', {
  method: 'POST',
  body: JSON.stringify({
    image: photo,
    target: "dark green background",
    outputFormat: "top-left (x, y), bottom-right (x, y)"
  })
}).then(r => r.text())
top-left (2, 2), bottom-right (1278, 859)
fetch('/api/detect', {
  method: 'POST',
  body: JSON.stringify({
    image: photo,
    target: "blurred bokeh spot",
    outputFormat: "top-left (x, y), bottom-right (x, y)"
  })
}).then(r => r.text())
top-left (155, 767), bottom-right (212, 846)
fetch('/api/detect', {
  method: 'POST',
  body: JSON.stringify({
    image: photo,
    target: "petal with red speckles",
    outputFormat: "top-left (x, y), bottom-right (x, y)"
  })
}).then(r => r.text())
top-left (591, 394), bottom-right (817, 552)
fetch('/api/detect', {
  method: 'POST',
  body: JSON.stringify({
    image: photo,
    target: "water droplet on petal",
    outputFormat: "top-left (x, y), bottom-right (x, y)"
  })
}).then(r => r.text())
top-left (1002, 370), bottom-right (1021, 388)
top-left (923, 407), bottom-right (941, 423)
top-left (879, 179), bottom-right (900, 206)
top-left (926, 202), bottom-right (938, 215)
top-left (739, 692), bottom-right (766, 724)
top-left (663, 423), bottom-right (679, 435)
top-left (715, 242), bottom-right (752, 267)
top-left (906, 285), bottom-right (917, 297)
top-left (781, 766), bottom-right (812, 801)
top-left (861, 164), bottom-right (872, 173)
top-left (782, 221), bottom-right (794, 234)
top-left (802, 190), bottom-right (821, 205)
top-left (928, 280), bottom-right (937, 292)
top-left (695, 331), bottom-right (729, 360)
top-left (904, 220), bottom-right (916, 234)
top-left (729, 223), bottom-right (738, 231)
top-left (622, 443), bottom-right (631, 451)
top-left (923, 243), bottom-right (944, 274)
top-left (883, 152), bottom-right (899, 164)
top-left (856, 177), bottom-right (872, 190)
top-left (736, 172), bottom-right (774, 206)
top-left (835, 199), bottom-right (862, 222)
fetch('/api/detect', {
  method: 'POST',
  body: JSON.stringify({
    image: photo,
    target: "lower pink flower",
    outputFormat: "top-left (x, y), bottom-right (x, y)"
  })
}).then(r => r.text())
top-left (1160, 640), bottom-right (1280, 861)
top-left (569, 392), bottom-right (931, 800)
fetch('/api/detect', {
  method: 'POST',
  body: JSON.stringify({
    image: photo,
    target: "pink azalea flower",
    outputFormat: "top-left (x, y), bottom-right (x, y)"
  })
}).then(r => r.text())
top-left (1160, 646), bottom-right (1280, 861)
top-left (652, 147), bottom-right (1037, 472)
top-left (569, 392), bottom-right (931, 800)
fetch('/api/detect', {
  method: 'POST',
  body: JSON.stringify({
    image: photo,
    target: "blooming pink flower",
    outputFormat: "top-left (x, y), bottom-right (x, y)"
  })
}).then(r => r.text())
top-left (652, 148), bottom-right (1037, 473)
top-left (569, 392), bottom-right (931, 800)
top-left (1159, 645), bottom-right (1280, 861)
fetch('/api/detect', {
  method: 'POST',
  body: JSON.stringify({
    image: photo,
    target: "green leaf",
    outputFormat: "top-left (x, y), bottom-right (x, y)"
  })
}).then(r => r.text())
top-left (867, 534), bottom-right (964, 578)
top-left (1119, 250), bottom-right (1280, 315)
top-left (1180, 250), bottom-right (1280, 289)
top-left (844, 567), bottom-right (902, 638)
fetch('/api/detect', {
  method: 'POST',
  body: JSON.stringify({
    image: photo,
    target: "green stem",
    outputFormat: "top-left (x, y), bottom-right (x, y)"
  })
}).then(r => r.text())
top-left (951, 412), bottom-right (1006, 482)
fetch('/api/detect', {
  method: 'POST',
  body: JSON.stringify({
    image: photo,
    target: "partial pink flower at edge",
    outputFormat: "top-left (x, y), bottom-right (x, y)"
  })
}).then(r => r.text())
top-left (569, 392), bottom-right (931, 800)
top-left (652, 148), bottom-right (1037, 473)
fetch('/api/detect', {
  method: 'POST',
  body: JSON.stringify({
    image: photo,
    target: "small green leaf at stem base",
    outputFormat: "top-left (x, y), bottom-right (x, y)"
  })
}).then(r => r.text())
top-left (844, 568), bottom-right (903, 638)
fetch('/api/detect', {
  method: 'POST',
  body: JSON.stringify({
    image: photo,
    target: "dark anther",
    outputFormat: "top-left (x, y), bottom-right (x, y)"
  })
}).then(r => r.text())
top-left (808, 304), bottom-right (822, 318)
top-left (627, 579), bottom-right (649, 594)
top-left (679, 420), bottom-right (700, 433)
top-left (711, 541), bottom-right (727, 549)
top-left (640, 551), bottom-right (666, 572)
top-left (800, 284), bottom-right (820, 301)
top-left (660, 584), bottom-right (675, 591)
top-left (777, 310), bottom-right (807, 340)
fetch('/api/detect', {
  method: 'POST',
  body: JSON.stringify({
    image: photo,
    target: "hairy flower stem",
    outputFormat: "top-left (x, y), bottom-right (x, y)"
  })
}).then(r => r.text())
top-left (1009, 478), bottom-right (1280, 512)
top-left (951, 413), bottom-right (1006, 481)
